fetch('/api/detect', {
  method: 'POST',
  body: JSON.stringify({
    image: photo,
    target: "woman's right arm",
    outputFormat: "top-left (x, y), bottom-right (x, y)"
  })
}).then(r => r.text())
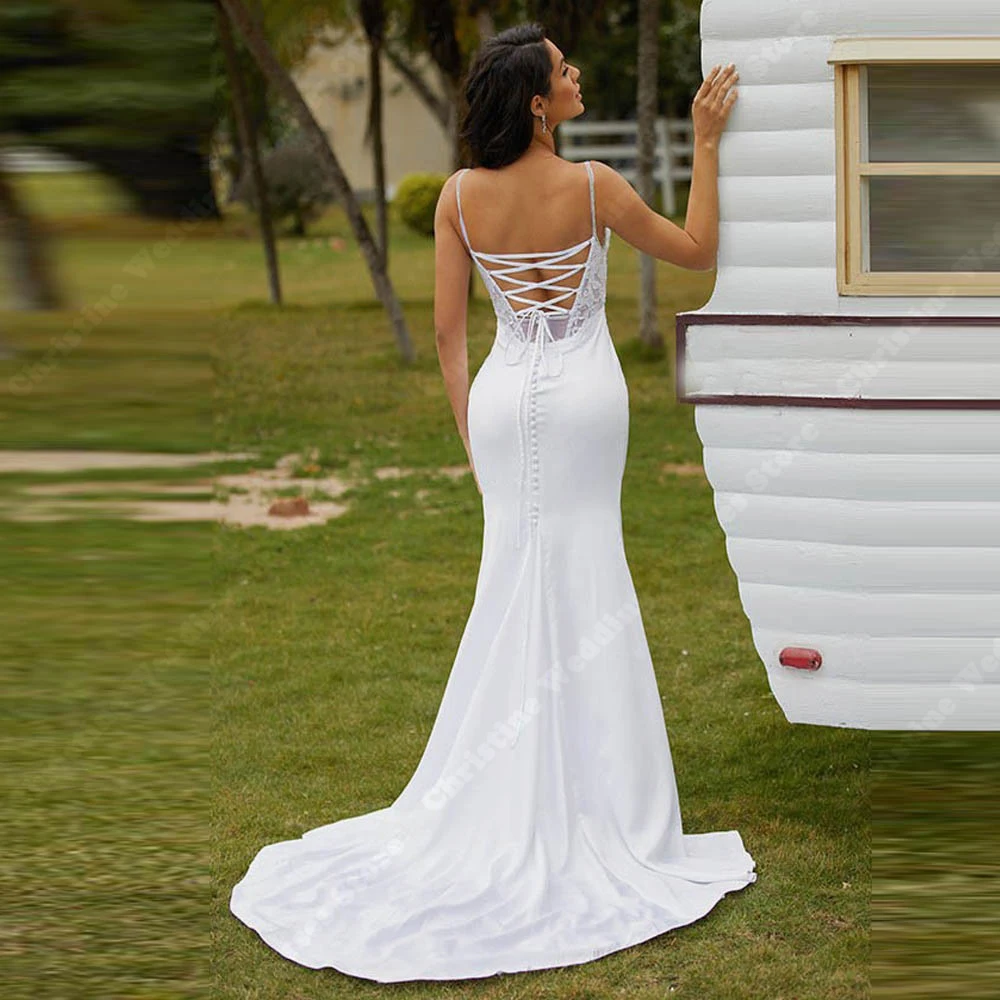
top-left (433, 172), bottom-right (482, 495)
top-left (592, 63), bottom-right (739, 271)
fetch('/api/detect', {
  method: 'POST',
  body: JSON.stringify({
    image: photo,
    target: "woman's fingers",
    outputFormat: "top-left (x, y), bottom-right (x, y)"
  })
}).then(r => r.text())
top-left (711, 64), bottom-right (737, 86)
top-left (698, 64), bottom-right (737, 103)
top-left (714, 66), bottom-right (738, 91)
top-left (711, 67), bottom-right (738, 105)
top-left (694, 63), bottom-right (739, 138)
top-left (697, 64), bottom-right (722, 94)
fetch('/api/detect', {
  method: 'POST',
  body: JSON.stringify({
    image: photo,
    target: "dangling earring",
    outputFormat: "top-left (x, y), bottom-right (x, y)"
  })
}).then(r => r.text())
top-left (541, 111), bottom-right (548, 134)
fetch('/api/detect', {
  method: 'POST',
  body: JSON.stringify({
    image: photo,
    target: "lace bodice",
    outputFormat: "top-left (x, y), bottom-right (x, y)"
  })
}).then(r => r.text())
top-left (455, 160), bottom-right (611, 349)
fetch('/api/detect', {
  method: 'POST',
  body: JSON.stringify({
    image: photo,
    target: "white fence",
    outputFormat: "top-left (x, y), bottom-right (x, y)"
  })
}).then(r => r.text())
top-left (0, 147), bottom-right (88, 173)
top-left (559, 117), bottom-right (693, 216)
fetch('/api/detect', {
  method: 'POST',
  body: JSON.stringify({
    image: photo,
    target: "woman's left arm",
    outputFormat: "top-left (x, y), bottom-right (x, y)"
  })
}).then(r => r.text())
top-left (433, 173), bottom-right (481, 494)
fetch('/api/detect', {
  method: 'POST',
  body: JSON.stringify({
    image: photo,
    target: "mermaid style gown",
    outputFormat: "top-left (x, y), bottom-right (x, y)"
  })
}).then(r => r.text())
top-left (229, 160), bottom-right (758, 982)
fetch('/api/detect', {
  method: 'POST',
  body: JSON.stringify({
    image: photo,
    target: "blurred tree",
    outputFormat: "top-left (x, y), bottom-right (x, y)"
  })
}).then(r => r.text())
top-left (0, 0), bottom-right (220, 220)
top-left (217, 0), bottom-right (281, 304)
top-left (250, 0), bottom-right (393, 264)
top-left (405, 0), bottom-right (466, 168)
top-left (571, 0), bottom-right (702, 121)
top-left (396, 0), bottom-right (607, 168)
top-left (232, 134), bottom-right (336, 236)
top-left (0, 166), bottom-right (61, 310)
top-left (218, 0), bottom-right (415, 362)
top-left (636, 0), bottom-right (662, 350)
top-left (358, 0), bottom-right (389, 268)
top-left (215, 12), bottom-right (279, 202)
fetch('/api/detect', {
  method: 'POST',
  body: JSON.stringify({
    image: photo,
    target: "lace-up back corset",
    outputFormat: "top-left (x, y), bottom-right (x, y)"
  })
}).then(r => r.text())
top-left (455, 160), bottom-right (611, 349)
top-left (456, 160), bottom-right (614, 551)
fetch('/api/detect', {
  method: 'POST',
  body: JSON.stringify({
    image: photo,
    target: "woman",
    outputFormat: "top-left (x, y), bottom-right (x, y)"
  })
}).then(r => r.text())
top-left (230, 22), bottom-right (747, 984)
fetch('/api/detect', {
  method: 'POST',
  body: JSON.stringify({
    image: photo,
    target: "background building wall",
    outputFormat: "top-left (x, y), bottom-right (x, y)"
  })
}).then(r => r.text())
top-left (293, 30), bottom-right (453, 198)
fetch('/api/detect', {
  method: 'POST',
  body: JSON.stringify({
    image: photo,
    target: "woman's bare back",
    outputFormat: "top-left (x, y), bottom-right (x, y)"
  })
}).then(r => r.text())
top-left (454, 157), bottom-right (598, 311)
top-left (456, 157), bottom-right (596, 253)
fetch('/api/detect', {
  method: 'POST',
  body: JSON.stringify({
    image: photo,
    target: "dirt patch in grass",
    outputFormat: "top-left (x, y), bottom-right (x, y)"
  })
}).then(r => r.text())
top-left (0, 450), bottom-right (255, 474)
top-left (0, 451), bottom-right (472, 530)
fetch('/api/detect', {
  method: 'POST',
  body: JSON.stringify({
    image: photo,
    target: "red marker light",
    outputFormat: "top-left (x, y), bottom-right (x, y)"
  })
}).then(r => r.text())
top-left (779, 647), bottom-right (822, 670)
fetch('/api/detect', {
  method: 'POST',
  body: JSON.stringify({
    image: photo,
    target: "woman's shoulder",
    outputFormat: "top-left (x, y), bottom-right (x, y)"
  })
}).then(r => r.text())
top-left (586, 158), bottom-right (623, 186)
top-left (437, 168), bottom-right (468, 203)
top-left (434, 167), bottom-right (482, 233)
top-left (441, 167), bottom-right (467, 188)
top-left (438, 166), bottom-right (476, 201)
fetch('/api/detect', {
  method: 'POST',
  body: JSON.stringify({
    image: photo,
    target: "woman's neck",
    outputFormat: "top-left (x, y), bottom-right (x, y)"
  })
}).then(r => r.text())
top-left (525, 134), bottom-right (558, 158)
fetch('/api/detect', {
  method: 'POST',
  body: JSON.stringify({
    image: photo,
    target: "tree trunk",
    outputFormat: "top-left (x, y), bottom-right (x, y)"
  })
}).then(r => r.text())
top-left (384, 43), bottom-right (451, 133)
top-left (0, 169), bottom-right (62, 313)
top-left (217, 1), bottom-right (282, 305)
top-left (636, 0), bottom-right (663, 351)
top-left (370, 39), bottom-right (387, 269)
top-left (221, 101), bottom-right (245, 202)
top-left (361, 0), bottom-right (388, 270)
top-left (218, 0), bottom-right (415, 363)
top-left (417, 0), bottom-right (464, 171)
top-left (441, 73), bottom-right (461, 171)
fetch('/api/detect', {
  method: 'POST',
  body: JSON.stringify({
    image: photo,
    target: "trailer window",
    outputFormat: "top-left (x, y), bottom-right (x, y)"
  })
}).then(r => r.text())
top-left (829, 38), bottom-right (1000, 296)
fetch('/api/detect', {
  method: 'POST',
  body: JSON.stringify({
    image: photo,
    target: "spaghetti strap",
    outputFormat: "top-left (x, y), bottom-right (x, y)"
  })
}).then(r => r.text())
top-left (585, 160), bottom-right (597, 239)
top-left (455, 168), bottom-right (472, 251)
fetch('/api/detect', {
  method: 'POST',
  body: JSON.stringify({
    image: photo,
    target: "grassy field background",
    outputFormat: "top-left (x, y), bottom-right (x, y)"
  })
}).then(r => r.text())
top-left (0, 170), bottom-right (902, 1000)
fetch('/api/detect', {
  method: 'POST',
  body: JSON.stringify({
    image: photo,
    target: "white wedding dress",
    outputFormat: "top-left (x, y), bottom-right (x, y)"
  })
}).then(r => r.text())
top-left (229, 160), bottom-right (757, 982)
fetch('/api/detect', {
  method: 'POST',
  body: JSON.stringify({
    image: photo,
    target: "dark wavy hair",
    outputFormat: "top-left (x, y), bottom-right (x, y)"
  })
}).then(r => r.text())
top-left (458, 22), bottom-right (553, 169)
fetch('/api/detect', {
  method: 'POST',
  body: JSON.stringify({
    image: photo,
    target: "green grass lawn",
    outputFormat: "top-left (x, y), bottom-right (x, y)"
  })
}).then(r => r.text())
top-left (871, 736), bottom-right (1000, 1000)
top-left (1, 172), bottom-right (872, 1000)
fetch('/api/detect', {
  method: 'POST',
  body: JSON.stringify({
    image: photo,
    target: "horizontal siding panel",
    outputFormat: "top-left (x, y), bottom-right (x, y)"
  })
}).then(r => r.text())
top-left (719, 176), bottom-right (835, 222)
top-left (704, 268), bottom-right (840, 313)
top-left (766, 669), bottom-right (869, 727)
top-left (702, 37), bottom-right (836, 85)
top-left (721, 82), bottom-right (834, 132)
top-left (824, 301), bottom-right (1000, 317)
top-left (701, 0), bottom-right (839, 39)
top-left (703, 449), bottom-right (1000, 500)
top-left (701, 0), bottom-right (999, 41)
top-left (752, 629), bottom-right (1000, 684)
top-left (720, 130), bottom-right (835, 175)
top-left (686, 324), bottom-right (1000, 364)
top-left (717, 221), bottom-right (837, 268)
top-left (861, 682), bottom-right (1000, 729)
top-left (728, 538), bottom-right (1000, 591)
top-left (685, 357), bottom-right (1000, 399)
top-left (739, 581), bottom-right (999, 636)
top-left (767, 674), bottom-right (1000, 729)
top-left (695, 406), bottom-right (1000, 454)
top-left (689, 302), bottom-right (1000, 320)
top-left (711, 493), bottom-right (1000, 546)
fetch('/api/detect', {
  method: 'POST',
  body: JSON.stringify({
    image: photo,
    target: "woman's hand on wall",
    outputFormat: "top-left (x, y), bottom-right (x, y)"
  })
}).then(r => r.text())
top-left (692, 63), bottom-right (739, 149)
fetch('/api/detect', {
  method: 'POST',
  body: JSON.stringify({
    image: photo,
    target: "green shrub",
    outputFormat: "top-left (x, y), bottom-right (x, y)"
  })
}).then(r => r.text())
top-left (394, 172), bottom-right (447, 237)
top-left (234, 134), bottom-right (335, 236)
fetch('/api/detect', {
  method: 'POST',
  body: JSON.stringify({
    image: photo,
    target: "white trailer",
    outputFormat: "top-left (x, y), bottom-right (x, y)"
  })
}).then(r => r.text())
top-left (677, 0), bottom-right (1000, 729)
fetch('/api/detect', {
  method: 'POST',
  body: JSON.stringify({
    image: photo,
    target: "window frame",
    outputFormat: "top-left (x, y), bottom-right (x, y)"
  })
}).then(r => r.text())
top-left (828, 37), bottom-right (1000, 296)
